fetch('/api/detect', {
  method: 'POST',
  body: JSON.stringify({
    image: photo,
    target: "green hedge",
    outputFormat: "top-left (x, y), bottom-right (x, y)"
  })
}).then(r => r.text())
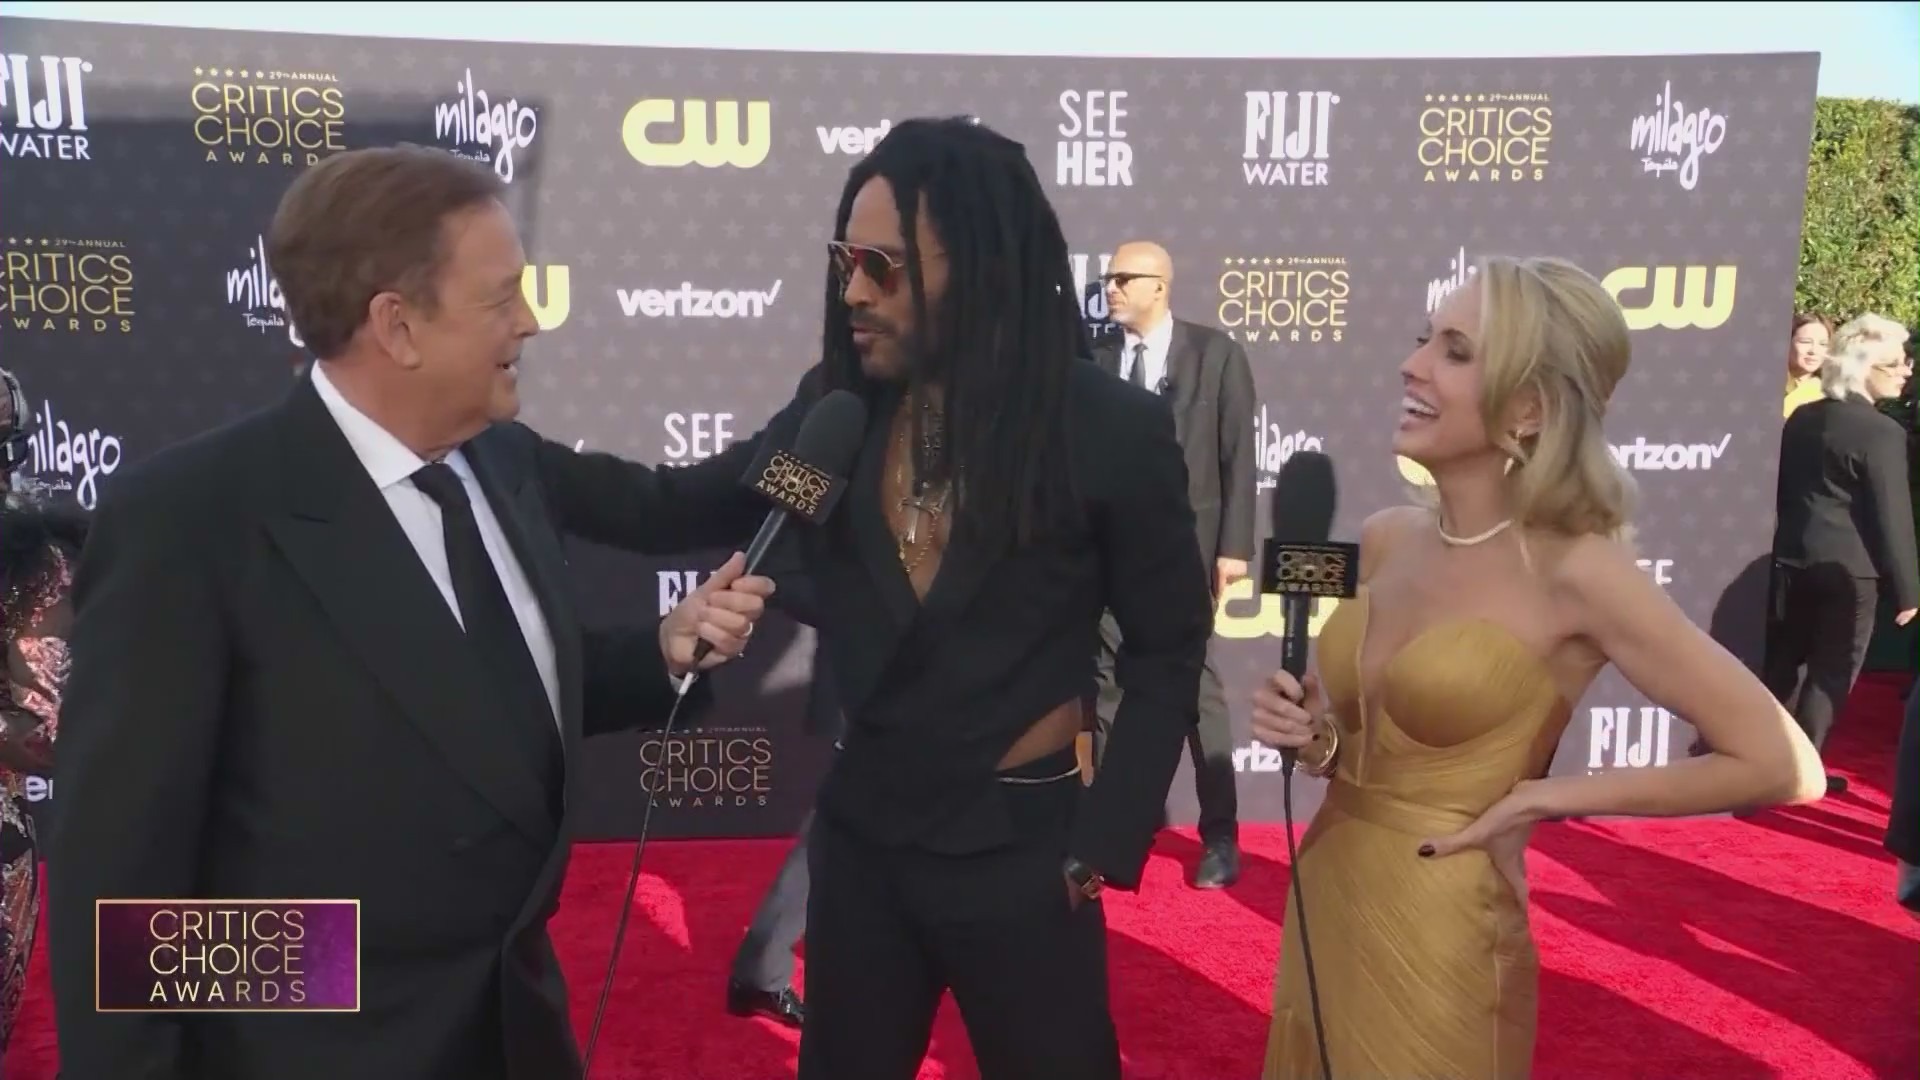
top-left (1801, 98), bottom-right (1920, 673)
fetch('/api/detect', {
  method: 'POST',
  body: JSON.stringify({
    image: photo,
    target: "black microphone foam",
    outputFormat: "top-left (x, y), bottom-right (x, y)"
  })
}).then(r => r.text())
top-left (1268, 449), bottom-right (1337, 546)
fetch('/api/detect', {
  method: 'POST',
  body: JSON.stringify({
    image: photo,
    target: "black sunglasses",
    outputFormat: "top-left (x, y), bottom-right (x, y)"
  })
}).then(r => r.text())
top-left (829, 241), bottom-right (945, 294)
top-left (1101, 272), bottom-right (1164, 289)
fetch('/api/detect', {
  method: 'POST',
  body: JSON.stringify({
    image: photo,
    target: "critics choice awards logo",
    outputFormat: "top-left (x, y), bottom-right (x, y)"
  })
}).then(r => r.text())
top-left (1417, 92), bottom-right (1552, 183)
top-left (2, 236), bottom-right (135, 335)
top-left (94, 900), bottom-right (359, 1011)
top-left (432, 67), bottom-right (538, 183)
top-left (639, 732), bottom-right (775, 810)
top-left (1217, 256), bottom-right (1349, 345)
top-left (192, 64), bottom-right (346, 167)
top-left (1241, 90), bottom-right (1338, 187)
top-left (0, 52), bottom-right (94, 162)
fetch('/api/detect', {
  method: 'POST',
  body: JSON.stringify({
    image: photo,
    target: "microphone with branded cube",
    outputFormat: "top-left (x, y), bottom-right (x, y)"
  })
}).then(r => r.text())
top-left (1255, 447), bottom-right (1356, 1080)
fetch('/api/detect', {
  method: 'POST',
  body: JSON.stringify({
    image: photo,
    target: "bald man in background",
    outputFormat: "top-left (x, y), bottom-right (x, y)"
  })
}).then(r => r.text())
top-left (1087, 241), bottom-right (1258, 888)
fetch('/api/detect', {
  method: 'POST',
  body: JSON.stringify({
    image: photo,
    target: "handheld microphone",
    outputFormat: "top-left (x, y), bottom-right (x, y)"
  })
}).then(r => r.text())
top-left (583, 389), bottom-right (866, 1079)
top-left (676, 389), bottom-right (868, 695)
top-left (1257, 448), bottom-right (1356, 1080)
top-left (1259, 449), bottom-right (1359, 775)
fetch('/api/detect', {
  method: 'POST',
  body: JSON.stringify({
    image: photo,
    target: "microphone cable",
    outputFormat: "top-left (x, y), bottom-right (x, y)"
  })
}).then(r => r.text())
top-left (1281, 748), bottom-right (1335, 1080)
top-left (580, 668), bottom-right (702, 1078)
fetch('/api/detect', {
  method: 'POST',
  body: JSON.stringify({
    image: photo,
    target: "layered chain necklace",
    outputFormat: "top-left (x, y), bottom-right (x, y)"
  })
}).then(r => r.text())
top-left (893, 399), bottom-right (950, 574)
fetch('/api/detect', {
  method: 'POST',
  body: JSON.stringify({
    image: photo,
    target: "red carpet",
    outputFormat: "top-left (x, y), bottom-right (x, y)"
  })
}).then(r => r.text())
top-left (7, 674), bottom-right (1916, 1079)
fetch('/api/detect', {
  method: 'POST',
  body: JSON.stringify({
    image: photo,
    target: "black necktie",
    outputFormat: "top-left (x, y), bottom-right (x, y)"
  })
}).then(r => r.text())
top-left (411, 462), bottom-right (563, 803)
top-left (1128, 342), bottom-right (1148, 388)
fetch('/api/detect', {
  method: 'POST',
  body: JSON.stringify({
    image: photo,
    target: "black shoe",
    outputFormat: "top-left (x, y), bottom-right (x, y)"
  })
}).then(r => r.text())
top-left (1192, 839), bottom-right (1241, 889)
top-left (726, 980), bottom-right (805, 1029)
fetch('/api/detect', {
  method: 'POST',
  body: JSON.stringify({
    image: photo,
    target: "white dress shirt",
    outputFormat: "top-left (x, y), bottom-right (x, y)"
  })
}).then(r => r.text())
top-left (310, 362), bottom-right (562, 729)
top-left (1119, 314), bottom-right (1176, 394)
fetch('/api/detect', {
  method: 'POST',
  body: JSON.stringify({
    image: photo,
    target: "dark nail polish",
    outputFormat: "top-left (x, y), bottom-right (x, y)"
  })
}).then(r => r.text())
top-left (1417, 844), bottom-right (1434, 857)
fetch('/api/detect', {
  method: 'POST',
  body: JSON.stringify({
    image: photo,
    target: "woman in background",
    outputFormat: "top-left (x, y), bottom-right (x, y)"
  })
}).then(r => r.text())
top-left (0, 365), bottom-right (86, 1056)
top-left (1765, 314), bottom-right (1917, 791)
top-left (1784, 312), bottom-right (1832, 418)
top-left (1250, 256), bottom-right (1826, 1079)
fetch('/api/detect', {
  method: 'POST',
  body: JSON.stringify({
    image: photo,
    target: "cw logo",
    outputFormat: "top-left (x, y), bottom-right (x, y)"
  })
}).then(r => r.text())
top-left (1212, 578), bottom-right (1340, 640)
top-left (1602, 265), bottom-right (1737, 331)
top-left (521, 265), bottom-right (570, 330)
top-left (623, 99), bottom-right (771, 169)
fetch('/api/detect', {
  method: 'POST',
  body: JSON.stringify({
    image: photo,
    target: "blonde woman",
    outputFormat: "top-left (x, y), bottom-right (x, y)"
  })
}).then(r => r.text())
top-left (1766, 313), bottom-right (1917, 781)
top-left (1250, 256), bottom-right (1826, 1080)
top-left (1784, 312), bottom-right (1831, 417)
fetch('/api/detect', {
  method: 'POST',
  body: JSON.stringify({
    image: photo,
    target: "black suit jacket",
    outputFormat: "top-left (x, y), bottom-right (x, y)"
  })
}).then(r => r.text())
top-left (532, 359), bottom-right (1212, 889)
top-left (46, 378), bottom-right (710, 1080)
top-left (1093, 318), bottom-right (1259, 565)
top-left (1772, 395), bottom-right (1920, 611)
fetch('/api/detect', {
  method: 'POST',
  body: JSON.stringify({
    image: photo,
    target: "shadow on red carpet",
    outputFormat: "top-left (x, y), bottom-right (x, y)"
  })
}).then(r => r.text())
top-left (6, 674), bottom-right (1915, 1079)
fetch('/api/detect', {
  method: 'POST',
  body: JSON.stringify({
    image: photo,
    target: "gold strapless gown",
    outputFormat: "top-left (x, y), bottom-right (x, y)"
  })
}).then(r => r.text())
top-left (1264, 586), bottom-right (1572, 1080)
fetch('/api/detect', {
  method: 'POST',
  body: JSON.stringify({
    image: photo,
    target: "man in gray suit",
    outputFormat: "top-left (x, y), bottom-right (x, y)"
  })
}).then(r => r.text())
top-left (1088, 240), bottom-right (1258, 889)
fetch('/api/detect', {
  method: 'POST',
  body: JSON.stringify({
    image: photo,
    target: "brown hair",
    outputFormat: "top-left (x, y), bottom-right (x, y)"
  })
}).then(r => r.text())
top-left (1791, 312), bottom-right (1831, 338)
top-left (266, 144), bottom-right (506, 359)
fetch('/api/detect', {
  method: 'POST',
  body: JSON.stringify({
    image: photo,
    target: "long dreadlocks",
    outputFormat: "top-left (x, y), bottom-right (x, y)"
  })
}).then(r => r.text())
top-left (818, 116), bottom-right (1094, 553)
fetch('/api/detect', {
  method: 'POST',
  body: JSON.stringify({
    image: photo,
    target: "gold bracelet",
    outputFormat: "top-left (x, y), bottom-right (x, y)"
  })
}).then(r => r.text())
top-left (1299, 712), bottom-right (1341, 779)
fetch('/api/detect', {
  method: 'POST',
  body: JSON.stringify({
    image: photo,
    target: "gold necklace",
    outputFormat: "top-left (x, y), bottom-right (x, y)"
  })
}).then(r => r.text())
top-left (893, 406), bottom-right (950, 572)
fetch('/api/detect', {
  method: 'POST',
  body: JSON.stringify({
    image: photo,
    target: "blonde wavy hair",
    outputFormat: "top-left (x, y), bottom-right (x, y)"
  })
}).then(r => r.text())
top-left (1418, 255), bottom-right (1638, 542)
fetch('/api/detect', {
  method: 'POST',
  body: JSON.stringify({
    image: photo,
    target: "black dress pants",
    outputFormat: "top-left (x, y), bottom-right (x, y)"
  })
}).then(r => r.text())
top-left (1762, 560), bottom-right (1880, 751)
top-left (796, 748), bottom-right (1118, 1080)
top-left (1092, 611), bottom-right (1237, 845)
top-left (730, 808), bottom-right (812, 992)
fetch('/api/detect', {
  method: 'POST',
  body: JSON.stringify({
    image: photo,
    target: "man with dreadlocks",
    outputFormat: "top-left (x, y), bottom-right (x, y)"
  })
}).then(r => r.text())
top-left (538, 116), bottom-right (1212, 1077)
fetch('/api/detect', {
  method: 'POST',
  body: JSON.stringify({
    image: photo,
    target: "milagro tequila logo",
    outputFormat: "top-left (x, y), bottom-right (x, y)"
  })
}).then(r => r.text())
top-left (1252, 405), bottom-right (1323, 493)
top-left (0, 54), bottom-right (92, 161)
top-left (434, 68), bottom-right (538, 183)
top-left (1427, 246), bottom-right (1476, 313)
top-left (22, 396), bottom-right (122, 510)
top-left (1629, 82), bottom-right (1726, 193)
top-left (224, 235), bottom-right (304, 348)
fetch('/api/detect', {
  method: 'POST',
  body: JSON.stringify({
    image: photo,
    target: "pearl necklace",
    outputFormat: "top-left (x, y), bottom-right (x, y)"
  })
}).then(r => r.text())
top-left (1437, 517), bottom-right (1514, 547)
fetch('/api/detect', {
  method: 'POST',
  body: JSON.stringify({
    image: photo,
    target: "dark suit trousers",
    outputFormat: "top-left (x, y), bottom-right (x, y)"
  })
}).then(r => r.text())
top-left (1091, 612), bottom-right (1237, 845)
top-left (730, 808), bottom-right (813, 991)
top-left (796, 748), bottom-right (1118, 1080)
top-left (1762, 561), bottom-right (1880, 752)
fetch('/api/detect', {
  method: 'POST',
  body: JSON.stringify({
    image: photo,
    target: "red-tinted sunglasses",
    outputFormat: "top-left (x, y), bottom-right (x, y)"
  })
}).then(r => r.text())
top-left (829, 240), bottom-right (943, 293)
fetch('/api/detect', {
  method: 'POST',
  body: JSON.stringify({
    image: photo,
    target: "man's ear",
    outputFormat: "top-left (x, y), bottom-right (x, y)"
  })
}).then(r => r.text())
top-left (366, 292), bottom-right (421, 370)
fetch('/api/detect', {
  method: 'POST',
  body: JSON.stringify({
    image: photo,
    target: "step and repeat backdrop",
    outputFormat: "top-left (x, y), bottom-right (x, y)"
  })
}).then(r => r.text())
top-left (0, 15), bottom-right (1818, 840)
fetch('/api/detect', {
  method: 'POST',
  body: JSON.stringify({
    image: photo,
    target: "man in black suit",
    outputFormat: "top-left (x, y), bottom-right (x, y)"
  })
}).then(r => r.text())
top-left (537, 117), bottom-right (1214, 1079)
top-left (45, 146), bottom-right (774, 1080)
top-left (1088, 240), bottom-right (1258, 889)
